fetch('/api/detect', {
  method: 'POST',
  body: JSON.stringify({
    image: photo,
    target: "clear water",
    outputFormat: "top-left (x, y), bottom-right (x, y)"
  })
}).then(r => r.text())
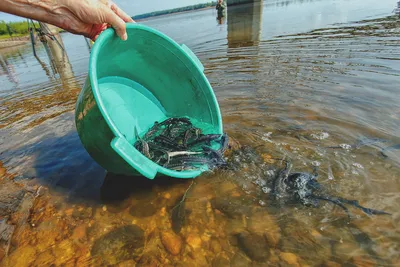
top-left (0, 0), bottom-right (399, 266)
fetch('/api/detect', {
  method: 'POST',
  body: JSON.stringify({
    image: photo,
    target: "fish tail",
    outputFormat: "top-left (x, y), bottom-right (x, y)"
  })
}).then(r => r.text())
top-left (336, 198), bottom-right (391, 216)
top-left (134, 125), bottom-right (141, 140)
top-left (312, 195), bottom-right (351, 218)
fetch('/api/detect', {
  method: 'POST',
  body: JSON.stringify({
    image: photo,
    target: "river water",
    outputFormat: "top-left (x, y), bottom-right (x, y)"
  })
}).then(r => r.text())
top-left (0, 0), bottom-right (399, 266)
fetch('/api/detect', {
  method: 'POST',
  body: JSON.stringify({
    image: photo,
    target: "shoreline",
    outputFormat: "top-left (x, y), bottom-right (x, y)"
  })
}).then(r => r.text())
top-left (134, 6), bottom-right (216, 22)
top-left (0, 37), bottom-right (30, 49)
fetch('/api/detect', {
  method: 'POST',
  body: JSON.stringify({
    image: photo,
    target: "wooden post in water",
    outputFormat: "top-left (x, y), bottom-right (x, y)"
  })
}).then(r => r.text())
top-left (227, 0), bottom-right (263, 48)
top-left (227, 0), bottom-right (262, 6)
top-left (38, 22), bottom-right (77, 89)
top-left (28, 20), bottom-right (37, 57)
top-left (84, 37), bottom-right (93, 52)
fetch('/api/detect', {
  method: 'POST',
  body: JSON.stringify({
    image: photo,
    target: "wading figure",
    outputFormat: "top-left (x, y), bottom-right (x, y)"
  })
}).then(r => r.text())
top-left (216, 0), bottom-right (227, 20)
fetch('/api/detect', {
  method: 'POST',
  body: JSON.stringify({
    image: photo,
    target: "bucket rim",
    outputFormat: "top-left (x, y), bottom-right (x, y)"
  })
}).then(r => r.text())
top-left (88, 23), bottom-right (223, 178)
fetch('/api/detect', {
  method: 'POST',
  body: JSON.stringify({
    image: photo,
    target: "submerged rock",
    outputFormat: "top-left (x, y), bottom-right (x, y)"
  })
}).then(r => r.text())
top-left (212, 255), bottom-right (230, 267)
top-left (91, 225), bottom-right (145, 265)
top-left (210, 238), bottom-right (222, 254)
top-left (236, 231), bottom-right (270, 262)
top-left (186, 233), bottom-right (202, 250)
top-left (160, 231), bottom-right (183, 256)
top-left (72, 224), bottom-right (87, 242)
top-left (0, 181), bottom-right (25, 218)
top-left (280, 252), bottom-right (300, 267)
top-left (231, 252), bottom-right (251, 267)
top-left (0, 220), bottom-right (15, 249)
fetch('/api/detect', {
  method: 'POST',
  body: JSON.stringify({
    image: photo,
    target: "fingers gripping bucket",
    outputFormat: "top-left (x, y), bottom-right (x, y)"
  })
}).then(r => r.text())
top-left (75, 24), bottom-right (223, 179)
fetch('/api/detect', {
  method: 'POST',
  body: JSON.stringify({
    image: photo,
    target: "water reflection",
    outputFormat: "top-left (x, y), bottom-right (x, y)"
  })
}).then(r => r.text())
top-left (227, 1), bottom-right (263, 48)
top-left (34, 55), bottom-right (56, 81)
top-left (0, 54), bottom-right (19, 85)
top-left (40, 25), bottom-right (78, 90)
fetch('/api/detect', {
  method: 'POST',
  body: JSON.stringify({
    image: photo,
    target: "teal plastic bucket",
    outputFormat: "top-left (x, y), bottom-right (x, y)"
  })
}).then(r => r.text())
top-left (75, 23), bottom-right (223, 179)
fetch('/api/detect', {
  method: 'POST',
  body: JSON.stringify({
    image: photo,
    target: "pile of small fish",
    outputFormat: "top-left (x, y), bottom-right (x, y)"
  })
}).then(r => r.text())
top-left (134, 117), bottom-right (228, 171)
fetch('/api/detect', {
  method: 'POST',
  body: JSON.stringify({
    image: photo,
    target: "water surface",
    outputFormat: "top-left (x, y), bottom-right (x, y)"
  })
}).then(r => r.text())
top-left (0, 0), bottom-right (399, 266)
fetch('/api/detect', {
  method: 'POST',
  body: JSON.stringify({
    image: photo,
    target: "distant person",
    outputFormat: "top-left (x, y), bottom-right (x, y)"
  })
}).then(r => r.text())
top-left (216, 0), bottom-right (227, 19)
top-left (0, 0), bottom-right (134, 41)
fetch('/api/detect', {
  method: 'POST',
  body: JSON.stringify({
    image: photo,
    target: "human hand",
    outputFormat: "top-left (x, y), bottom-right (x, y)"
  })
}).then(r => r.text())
top-left (0, 0), bottom-right (134, 41)
top-left (54, 0), bottom-right (134, 41)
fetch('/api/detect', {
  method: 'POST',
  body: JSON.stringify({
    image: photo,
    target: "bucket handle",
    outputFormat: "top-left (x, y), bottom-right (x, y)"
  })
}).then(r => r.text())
top-left (181, 44), bottom-right (204, 73)
top-left (111, 136), bottom-right (158, 179)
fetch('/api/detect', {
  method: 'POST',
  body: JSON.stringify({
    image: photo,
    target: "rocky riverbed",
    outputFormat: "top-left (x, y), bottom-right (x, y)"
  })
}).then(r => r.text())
top-left (0, 138), bottom-right (397, 266)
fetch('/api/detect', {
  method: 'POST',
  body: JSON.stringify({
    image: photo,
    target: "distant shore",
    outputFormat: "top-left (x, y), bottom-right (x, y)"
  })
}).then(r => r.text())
top-left (0, 35), bottom-right (31, 49)
top-left (135, 6), bottom-right (215, 22)
top-left (132, 2), bottom-right (217, 21)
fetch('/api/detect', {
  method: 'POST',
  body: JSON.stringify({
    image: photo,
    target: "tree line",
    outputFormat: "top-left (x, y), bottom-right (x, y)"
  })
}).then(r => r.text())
top-left (133, 1), bottom-right (217, 20)
top-left (0, 20), bottom-right (39, 36)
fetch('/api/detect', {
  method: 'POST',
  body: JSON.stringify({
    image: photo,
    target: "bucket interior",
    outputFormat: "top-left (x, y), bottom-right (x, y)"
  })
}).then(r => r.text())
top-left (98, 76), bottom-right (167, 143)
top-left (91, 25), bottom-right (223, 174)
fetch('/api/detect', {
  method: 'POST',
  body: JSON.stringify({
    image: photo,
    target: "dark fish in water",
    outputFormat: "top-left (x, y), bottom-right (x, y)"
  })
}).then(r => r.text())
top-left (271, 163), bottom-right (391, 217)
top-left (170, 181), bottom-right (194, 234)
top-left (380, 144), bottom-right (400, 158)
top-left (327, 137), bottom-right (387, 150)
top-left (353, 137), bottom-right (387, 149)
top-left (271, 160), bottom-right (293, 200)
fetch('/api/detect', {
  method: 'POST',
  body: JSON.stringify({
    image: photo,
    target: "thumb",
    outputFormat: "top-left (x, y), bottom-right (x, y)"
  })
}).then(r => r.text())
top-left (104, 7), bottom-right (128, 41)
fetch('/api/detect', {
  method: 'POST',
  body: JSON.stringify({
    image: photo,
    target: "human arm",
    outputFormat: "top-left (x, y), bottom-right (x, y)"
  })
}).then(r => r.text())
top-left (0, 0), bottom-right (134, 41)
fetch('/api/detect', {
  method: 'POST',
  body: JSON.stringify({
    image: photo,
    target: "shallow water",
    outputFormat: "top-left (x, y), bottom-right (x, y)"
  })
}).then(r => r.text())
top-left (1, 0), bottom-right (400, 266)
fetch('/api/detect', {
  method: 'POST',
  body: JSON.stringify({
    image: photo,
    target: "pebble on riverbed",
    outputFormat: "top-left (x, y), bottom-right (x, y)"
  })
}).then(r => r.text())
top-left (280, 252), bottom-right (301, 267)
top-left (185, 233), bottom-right (202, 250)
top-left (72, 224), bottom-right (87, 242)
top-left (160, 231), bottom-right (183, 256)
top-left (212, 255), bottom-right (230, 267)
top-left (236, 231), bottom-right (270, 262)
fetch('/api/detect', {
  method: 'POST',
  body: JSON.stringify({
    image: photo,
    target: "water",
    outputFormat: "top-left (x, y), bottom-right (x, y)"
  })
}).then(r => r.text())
top-left (0, 0), bottom-right (399, 265)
